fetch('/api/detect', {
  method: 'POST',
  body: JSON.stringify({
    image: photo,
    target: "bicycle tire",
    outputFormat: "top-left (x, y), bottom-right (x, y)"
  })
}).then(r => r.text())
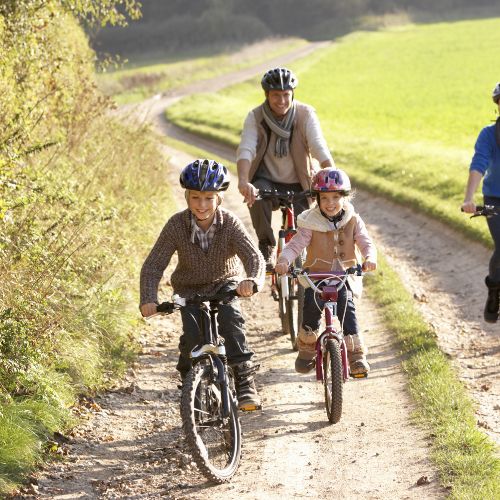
top-left (323, 339), bottom-right (343, 424)
top-left (285, 254), bottom-right (304, 351)
top-left (181, 362), bottom-right (242, 483)
top-left (277, 277), bottom-right (289, 336)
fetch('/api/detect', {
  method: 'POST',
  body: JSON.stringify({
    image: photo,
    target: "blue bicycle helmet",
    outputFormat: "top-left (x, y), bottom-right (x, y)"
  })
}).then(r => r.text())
top-left (180, 159), bottom-right (230, 192)
top-left (261, 67), bottom-right (298, 92)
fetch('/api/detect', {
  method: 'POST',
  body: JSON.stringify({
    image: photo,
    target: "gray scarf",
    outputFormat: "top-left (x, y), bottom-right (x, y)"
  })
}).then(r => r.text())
top-left (262, 101), bottom-right (296, 157)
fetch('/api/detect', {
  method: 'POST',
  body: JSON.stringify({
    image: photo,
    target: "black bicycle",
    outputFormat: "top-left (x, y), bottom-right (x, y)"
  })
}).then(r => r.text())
top-left (256, 189), bottom-right (311, 350)
top-left (157, 289), bottom-right (244, 483)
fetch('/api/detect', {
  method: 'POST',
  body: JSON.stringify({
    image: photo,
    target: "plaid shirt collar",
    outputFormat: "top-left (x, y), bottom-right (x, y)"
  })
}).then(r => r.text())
top-left (190, 210), bottom-right (218, 251)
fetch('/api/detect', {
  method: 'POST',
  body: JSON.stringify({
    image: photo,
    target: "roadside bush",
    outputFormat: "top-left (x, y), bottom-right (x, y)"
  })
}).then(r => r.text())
top-left (0, 0), bottom-right (171, 492)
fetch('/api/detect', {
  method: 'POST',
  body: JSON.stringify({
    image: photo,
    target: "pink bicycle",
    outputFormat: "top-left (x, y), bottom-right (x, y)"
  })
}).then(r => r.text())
top-left (291, 265), bottom-right (364, 423)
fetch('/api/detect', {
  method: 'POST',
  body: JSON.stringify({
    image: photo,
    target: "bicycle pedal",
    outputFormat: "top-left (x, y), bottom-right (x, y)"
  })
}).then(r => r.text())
top-left (239, 403), bottom-right (262, 412)
top-left (350, 372), bottom-right (368, 379)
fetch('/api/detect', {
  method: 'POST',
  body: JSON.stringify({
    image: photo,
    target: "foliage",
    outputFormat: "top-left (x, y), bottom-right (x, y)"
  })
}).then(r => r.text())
top-left (91, 0), bottom-right (500, 57)
top-left (0, 0), bottom-right (173, 492)
top-left (0, 0), bottom-right (141, 28)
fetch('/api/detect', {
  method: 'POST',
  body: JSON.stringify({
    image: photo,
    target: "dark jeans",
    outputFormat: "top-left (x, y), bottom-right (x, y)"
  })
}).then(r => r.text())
top-left (249, 178), bottom-right (309, 246)
top-left (485, 195), bottom-right (500, 282)
top-left (302, 283), bottom-right (359, 335)
top-left (176, 284), bottom-right (254, 376)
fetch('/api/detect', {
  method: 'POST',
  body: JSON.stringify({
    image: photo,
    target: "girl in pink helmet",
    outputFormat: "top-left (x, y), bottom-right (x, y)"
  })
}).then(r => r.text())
top-left (275, 168), bottom-right (377, 376)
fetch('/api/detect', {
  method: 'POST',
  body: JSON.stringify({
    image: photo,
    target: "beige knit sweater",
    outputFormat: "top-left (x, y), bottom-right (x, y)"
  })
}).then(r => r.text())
top-left (140, 207), bottom-right (265, 304)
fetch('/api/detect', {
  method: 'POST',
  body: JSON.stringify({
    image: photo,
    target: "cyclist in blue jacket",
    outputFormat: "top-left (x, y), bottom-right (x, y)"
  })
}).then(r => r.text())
top-left (462, 82), bottom-right (500, 322)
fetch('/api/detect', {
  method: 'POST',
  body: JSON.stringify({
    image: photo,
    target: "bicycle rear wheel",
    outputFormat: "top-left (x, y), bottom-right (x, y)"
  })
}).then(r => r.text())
top-left (181, 362), bottom-right (241, 483)
top-left (323, 339), bottom-right (343, 424)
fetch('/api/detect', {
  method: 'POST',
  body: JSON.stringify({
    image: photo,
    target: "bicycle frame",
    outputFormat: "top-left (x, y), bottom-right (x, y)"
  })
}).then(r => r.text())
top-left (314, 287), bottom-right (349, 383)
top-left (192, 300), bottom-right (233, 418)
top-left (295, 268), bottom-right (362, 382)
top-left (157, 293), bottom-right (238, 418)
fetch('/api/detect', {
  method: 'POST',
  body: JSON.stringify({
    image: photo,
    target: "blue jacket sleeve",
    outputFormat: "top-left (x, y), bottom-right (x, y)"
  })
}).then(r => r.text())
top-left (470, 127), bottom-right (494, 175)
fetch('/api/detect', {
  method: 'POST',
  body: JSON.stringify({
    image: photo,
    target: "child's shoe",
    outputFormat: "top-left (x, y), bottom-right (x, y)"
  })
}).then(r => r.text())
top-left (295, 327), bottom-right (318, 374)
top-left (345, 333), bottom-right (370, 377)
top-left (234, 361), bottom-right (262, 411)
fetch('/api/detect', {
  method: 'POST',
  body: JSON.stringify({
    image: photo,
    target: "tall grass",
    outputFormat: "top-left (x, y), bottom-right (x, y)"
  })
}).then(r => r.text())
top-left (0, 3), bottom-right (174, 492)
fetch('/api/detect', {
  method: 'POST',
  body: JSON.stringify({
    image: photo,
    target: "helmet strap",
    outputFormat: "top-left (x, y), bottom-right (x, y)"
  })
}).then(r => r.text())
top-left (319, 207), bottom-right (345, 227)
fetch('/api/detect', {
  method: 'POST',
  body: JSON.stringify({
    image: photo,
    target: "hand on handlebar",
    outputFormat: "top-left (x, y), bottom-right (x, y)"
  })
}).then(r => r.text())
top-left (140, 302), bottom-right (158, 318)
top-left (461, 200), bottom-right (477, 214)
top-left (237, 280), bottom-right (256, 297)
top-left (362, 260), bottom-right (377, 272)
top-left (238, 181), bottom-right (258, 207)
top-left (275, 261), bottom-right (289, 275)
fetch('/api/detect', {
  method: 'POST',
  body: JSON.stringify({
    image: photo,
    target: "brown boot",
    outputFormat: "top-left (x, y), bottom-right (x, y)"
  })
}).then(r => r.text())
top-left (345, 333), bottom-right (369, 377)
top-left (295, 327), bottom-right (318, 374)
top-left (234, 361), bottom-right (262, 411)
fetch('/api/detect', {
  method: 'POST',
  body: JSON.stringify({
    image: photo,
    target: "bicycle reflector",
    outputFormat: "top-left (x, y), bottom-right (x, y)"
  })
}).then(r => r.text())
top-left (321, 286), bottom-right (338, 301)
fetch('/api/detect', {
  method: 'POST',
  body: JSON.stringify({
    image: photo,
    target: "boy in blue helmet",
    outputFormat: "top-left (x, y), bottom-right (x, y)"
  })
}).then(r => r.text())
top-left (140, 159), bottom-right (266, 410)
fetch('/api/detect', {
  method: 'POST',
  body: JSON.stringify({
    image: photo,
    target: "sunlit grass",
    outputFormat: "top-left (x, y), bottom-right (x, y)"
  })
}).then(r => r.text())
top-left (366, 254), bottom-right (500, 499)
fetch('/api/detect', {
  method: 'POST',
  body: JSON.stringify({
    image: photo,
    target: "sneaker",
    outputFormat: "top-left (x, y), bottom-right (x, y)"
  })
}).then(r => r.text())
top-left (258, 242), bottom-right (276, 272)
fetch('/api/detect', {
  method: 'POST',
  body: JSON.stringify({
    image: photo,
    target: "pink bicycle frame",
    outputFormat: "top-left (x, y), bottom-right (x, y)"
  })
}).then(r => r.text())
top-left (300, 276), bottom-right (350, 383)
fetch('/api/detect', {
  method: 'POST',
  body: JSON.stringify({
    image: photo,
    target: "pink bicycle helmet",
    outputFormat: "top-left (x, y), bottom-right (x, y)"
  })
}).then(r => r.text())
top-left (311, 168), bottom-right (351, 193)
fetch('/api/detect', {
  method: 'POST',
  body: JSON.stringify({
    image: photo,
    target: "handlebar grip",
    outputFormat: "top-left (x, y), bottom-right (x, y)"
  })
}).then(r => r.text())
top-left (156, 302), bottom-right (175, 314)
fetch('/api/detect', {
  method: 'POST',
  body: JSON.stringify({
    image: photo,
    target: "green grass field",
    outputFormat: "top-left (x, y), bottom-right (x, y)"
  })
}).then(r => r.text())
top-left (165, 17), bottom-right (500, 247)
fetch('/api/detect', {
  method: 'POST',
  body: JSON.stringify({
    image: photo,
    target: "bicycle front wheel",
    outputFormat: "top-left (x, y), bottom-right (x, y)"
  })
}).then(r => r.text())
top-left (323, 339), bottom-right (343, 424)
top-left (181, 362), bottom-right (242, 483)
top-left (277, 275), bottom-right (289, 336)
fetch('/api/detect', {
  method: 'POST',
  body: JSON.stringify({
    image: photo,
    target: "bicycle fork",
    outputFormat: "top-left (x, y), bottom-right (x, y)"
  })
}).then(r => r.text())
top-left (190, 306), bottom-right (234, 419)
top-left (315, 303), bottom-right (349, 382)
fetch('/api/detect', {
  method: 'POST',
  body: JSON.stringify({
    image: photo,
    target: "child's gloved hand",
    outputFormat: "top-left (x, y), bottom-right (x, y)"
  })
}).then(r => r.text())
top-left (362, 260), bottom-right (377, 272)
top-left (275, 260), bottom-right (289, 275)
top-left (140, 303), bottom-right (158, 317)
top-left (237, 279), bottom-right (255, 297)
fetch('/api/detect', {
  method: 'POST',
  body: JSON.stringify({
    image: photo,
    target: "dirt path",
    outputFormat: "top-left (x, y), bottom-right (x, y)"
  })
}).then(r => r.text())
top-left (21, 41), bottom-right (488, 499)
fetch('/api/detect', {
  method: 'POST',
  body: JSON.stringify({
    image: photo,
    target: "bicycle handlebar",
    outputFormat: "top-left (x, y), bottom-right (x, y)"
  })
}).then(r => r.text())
top-left (290, 264), bottom-right (363, 279)
top-left (256, 189), bottom-right (312, 204)
top-left (156, 285), bottom-right (257, 315)
top-left (461, 205), bottom-right (499, 218)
